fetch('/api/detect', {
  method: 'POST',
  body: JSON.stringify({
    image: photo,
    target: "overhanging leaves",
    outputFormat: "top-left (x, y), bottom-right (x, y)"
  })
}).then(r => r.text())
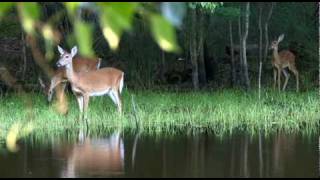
top-left (150, 14), bottom-right (180, 53)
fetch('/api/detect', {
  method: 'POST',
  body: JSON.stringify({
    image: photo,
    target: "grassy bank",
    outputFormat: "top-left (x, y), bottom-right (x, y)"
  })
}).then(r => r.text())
top-left (0, 89), bottom-right (319, 141)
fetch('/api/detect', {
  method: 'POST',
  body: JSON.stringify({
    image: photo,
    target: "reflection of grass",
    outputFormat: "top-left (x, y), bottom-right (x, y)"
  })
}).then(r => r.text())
top-left (0, 89), bottom-right (319, 140)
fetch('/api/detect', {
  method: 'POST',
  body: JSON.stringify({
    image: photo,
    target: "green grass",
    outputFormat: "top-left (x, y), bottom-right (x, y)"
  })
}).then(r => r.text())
top-left (0, 88), bottom-right (319, 141)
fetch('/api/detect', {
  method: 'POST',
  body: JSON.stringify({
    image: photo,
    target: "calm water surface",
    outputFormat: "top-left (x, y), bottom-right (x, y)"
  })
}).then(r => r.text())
top-left (0, 130), bottom-right (319, 178)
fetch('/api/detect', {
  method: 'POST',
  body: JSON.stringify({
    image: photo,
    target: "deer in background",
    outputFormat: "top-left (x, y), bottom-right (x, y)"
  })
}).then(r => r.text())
top-left (56, 46), bottom-right (124, 120)
top-left (39, 57), bottom-right (101, 104)
top-left (270, 34), bottom-right (299, 92)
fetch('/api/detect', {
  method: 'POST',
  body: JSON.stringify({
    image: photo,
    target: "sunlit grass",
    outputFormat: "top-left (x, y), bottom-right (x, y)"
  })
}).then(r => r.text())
top-left (0, 88), bottom-right (319, 141)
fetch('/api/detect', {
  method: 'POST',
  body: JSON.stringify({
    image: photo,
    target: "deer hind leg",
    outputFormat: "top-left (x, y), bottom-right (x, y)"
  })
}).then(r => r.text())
top-left (108, 89), bottom-right (122, 113)
top-left (49, 76), bottom-right (65, 103)
top-left (289, 65), bottom-right (299, 92)
top-left (114, 89), bottom-right (122, 114)
top-left (56, 83), bottom-right (68, 115)
top-left (282, 69), bottom-right (290, 91)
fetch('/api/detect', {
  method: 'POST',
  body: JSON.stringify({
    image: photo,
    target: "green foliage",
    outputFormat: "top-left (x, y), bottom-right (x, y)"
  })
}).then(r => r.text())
top-left (18, 2), bottom-right (40, 35)
top-left (64, 2), bottom-right (81, 17)
top-left (150, 14), bottom-right (180, 52)
top-left (0, 2), bottom-right (182, 57)
top-left (215, 6), bottom-right (240, 19)
top-left (0, 90), bottom-right (319, 141)
top-left (0, 2), bottom-right (13, 20)
top-left (189, 2), bottom-right (223, 13)
top-left (98, 2), bottom-right (138, 51)
top-left (74, 20), bottom-right (94, 57)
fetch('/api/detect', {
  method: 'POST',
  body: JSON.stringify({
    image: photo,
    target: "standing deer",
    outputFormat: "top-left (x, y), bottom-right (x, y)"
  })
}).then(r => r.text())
top-left (270, 34), bottom-right (299, 92)
top-left (39, 57), bottom-right (101, 103)
top-left (56, 46), bottom-right (124, 120)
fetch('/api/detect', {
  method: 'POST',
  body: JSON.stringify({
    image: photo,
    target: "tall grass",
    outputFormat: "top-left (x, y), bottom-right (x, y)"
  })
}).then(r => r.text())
top-left (0, 88), bottom-right (319, 140)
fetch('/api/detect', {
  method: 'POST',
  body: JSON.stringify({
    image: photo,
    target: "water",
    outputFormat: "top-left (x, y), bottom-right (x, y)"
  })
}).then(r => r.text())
top-left (0, 131), bottom-right (319, 178)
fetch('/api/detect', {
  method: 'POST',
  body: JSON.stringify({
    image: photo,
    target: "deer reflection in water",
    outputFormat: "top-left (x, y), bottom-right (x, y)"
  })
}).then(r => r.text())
top-left (53, 130), bottom-right (124, 178)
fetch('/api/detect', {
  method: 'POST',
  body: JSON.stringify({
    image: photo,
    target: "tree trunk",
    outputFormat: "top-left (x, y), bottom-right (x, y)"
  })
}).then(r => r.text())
top-left (229, 20), bottom-right (236, 87)
top-left (190, 8), bottom-right (199, 90)
top-left (242, 2), bottom-right (251, 90)
top-left (258, 4), bottom-right (263, 99)
top-left (319, 2), bottom-right (320, 95)
top-left (238, 12), bottom-right (243, 87)
top-left (198, 10), bottom-right (207, 87)
top-left (263, 3), bottom-right (274, 63)
top-left (21, 31), bottom-right (27, 81)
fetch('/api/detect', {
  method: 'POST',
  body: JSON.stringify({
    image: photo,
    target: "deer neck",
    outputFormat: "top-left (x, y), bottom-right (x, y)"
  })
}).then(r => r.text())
top-left (272, 47), bottom-right (281, 63)
top-left (65, 61), bottom-right (77, 83)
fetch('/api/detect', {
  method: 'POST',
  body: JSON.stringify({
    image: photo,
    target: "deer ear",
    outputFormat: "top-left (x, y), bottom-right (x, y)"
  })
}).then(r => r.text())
top-left (278, 34), bottom-right (285, 42)
top-left (71, 46), bottom-right (78, 57)
top-left (57, 45), bottom-right (64, 55)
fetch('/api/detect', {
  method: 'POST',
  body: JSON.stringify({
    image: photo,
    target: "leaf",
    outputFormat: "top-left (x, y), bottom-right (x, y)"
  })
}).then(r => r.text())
top-left (64, 2), bottom-right (81, 17)
top-left (150, 14), bottom-right (180, 53)
top-left (6, 122), bottom-right (34, 153)
top-left (0, 2), bottom-right (13, 20)
top-left (6, 123), bottom-right (21, 153)
top-left (74, 20), bottom-right (94, 57)
top-left (41, 24), bottom-right (56, 60)
top-left (18, 2), bottom-right (40, 34)
top-left (161, 2), bottom-right (186, 28)
top-left (98, 2), bottom-right (138, 50)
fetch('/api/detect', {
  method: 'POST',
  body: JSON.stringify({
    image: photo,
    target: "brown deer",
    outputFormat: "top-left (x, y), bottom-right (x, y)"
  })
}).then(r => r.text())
top-left (56, 46), bottom-right (124, 120)
top-left (270, 34), bottom-right (299, 92)
top-left (39, 57), bottom-right (101, 103)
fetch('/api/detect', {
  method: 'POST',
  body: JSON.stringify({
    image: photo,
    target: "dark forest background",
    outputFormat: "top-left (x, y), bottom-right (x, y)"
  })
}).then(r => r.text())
top-left (0, 2), bottom-right (317, 93)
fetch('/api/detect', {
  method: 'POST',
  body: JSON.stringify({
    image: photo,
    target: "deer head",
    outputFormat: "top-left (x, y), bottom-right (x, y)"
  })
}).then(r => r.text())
top-left (38, 76), bottom-right (54, 103)
top-left (270, 34), bottom-right (285, 50)
top-left (57, 46), bottom-right (78, 68)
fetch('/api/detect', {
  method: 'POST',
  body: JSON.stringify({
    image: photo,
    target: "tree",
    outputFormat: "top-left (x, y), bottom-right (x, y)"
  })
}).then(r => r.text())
top-left (258, 3), bottom-right (263, 99)
top-left (190, 7), bottom-right (199, 90)
top-left (229, 20), bottom-right (236, 86)
top-left (188, 2), bottom-right (222, 90)
top-left (215, 5), bottom-right (240, 87)
top-left (259, 2), bottom-right (274, 98)
top-left (318, 2), bottom-right (320, 95)
top-left (263, 3), bottom-right (275, 63)
top-left (0, 2), bottom-right (187, 152)
top-left (241, 2), bottom-right (250, 90)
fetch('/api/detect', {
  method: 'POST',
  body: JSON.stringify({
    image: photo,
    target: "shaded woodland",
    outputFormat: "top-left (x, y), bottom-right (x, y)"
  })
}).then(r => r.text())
top-left (0, 2), bottom-right (317, 94)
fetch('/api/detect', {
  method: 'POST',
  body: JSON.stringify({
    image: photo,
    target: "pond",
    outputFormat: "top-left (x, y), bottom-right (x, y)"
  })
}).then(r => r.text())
top-left (0, 130), bottom-right (319, 178)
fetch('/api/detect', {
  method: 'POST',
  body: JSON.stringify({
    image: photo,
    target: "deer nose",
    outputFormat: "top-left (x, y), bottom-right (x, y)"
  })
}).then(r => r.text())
top-left (56, 62), bottom-right (62, 67)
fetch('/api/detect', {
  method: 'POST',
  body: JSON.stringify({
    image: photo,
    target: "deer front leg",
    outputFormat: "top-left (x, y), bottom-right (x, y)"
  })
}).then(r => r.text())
top-left (273, 68), bottom-right (277, 90)
top-left (75, 94), bottom-right (84, 121)
top-left (277, 68), bottom-right (281, 92)
top-left (296, 72), bottom-right (299, 92)
top-left (83, 94), bottom-right (90, 121)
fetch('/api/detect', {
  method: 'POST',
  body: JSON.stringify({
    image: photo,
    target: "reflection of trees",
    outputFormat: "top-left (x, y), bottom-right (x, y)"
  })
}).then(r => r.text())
top-left (187, 134), bottom-right (206, 177)
top-left (272, 132), bottom-right (296, 177)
